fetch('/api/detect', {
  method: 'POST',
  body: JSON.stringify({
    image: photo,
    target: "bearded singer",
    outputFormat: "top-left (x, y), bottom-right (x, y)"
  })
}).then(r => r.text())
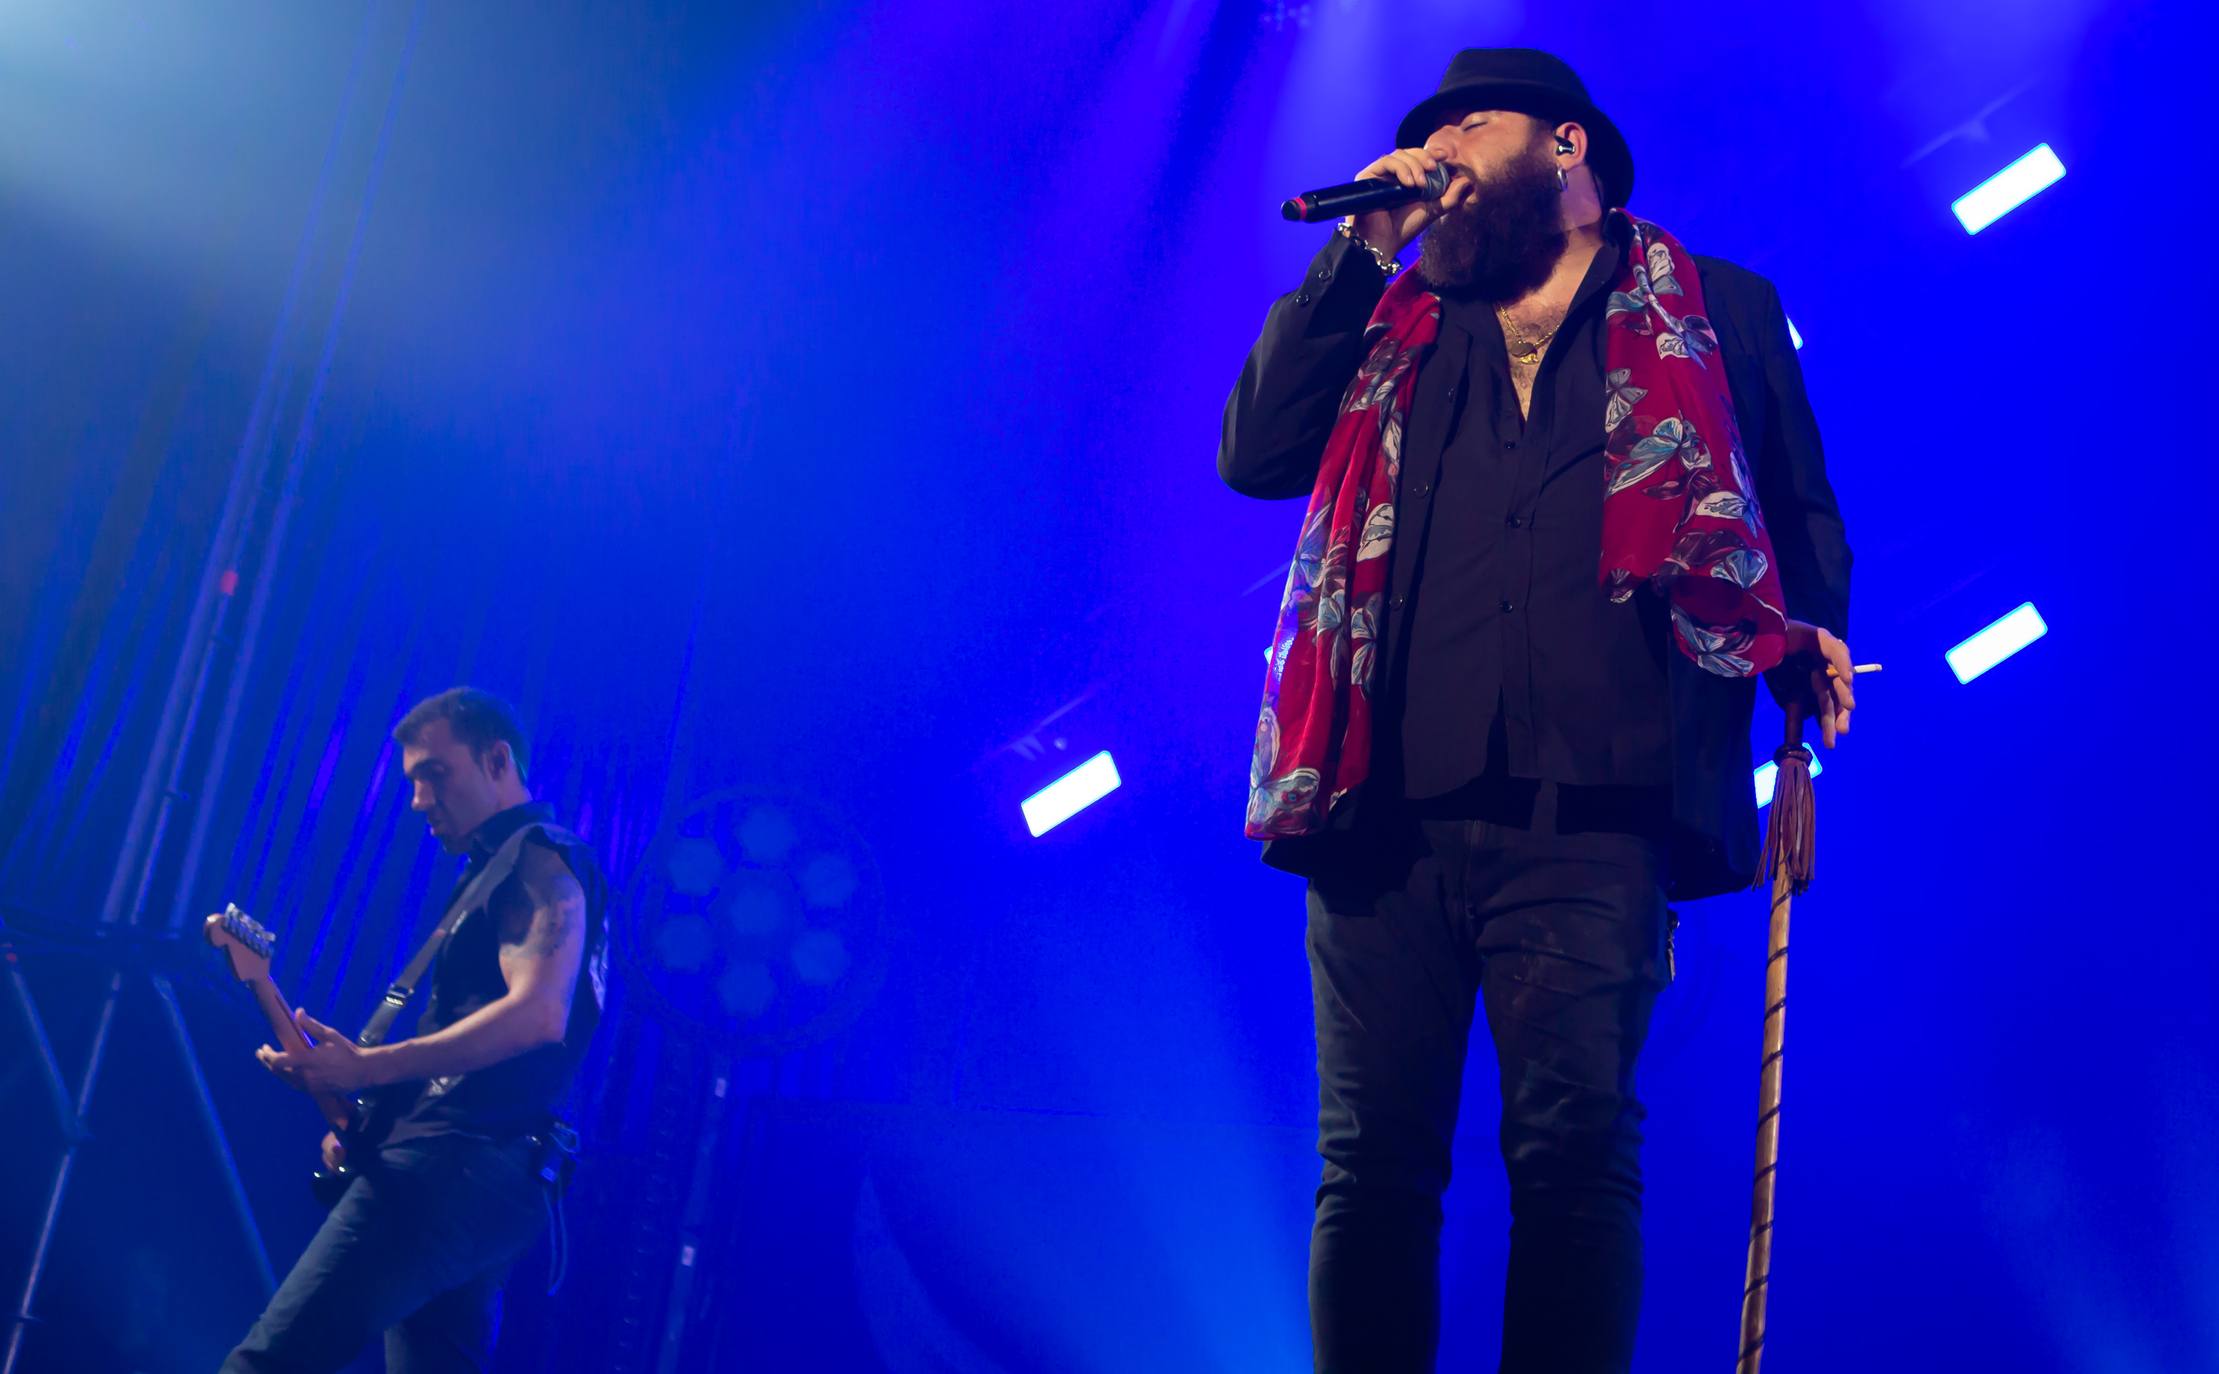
top-left (1220, 49), bottom-right (1857, 1373)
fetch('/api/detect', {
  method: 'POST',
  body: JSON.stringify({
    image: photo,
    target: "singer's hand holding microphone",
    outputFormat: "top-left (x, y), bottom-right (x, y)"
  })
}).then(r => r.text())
top-left (1281, 148), bottom-right (1475, 262)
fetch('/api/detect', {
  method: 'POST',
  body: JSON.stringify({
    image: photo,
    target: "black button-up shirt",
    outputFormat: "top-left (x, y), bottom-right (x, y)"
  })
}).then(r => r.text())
top-left (1221, 223), bottom-right (1854, 897)
top-left (1388, 221), bottom-right (1672, 798)
top-left (1222, 223), bottom-right (1673, 804)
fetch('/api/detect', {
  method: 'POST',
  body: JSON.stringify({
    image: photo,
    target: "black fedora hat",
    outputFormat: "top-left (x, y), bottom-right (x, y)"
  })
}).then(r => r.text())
top-left (1395, 48), bottom-right (1635, 209)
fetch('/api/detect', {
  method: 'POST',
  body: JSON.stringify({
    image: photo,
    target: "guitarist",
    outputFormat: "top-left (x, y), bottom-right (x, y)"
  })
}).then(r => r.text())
top-left (222, 687), bottom-right (609, 1373)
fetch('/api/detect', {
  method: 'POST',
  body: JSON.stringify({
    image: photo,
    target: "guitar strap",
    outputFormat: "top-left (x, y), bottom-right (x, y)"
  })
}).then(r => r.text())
top-left (353, 822), bottom-right (576, 1048)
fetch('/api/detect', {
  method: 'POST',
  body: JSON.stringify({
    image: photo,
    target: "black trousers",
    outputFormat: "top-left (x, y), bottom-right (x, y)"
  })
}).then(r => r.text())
top-left (1305, 780), bottom-right (1673, 1374)
top-left (219, 1134), bottom-right (546, 1373)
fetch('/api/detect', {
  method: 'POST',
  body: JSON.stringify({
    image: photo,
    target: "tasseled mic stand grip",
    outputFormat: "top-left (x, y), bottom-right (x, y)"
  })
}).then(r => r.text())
top-left (1737, 707), bottom-right (1814, 1374)
top-left (1758, 731), bottom-right (1817, 897)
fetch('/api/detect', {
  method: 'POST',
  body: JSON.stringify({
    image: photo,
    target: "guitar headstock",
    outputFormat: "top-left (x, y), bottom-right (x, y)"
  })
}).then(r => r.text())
top-left (205, 903), bottom-right (276, 985)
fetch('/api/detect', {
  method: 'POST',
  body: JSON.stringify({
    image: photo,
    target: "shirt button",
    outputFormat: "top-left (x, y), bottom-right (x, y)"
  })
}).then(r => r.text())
top-left (1505, 440), bottom-right (1518, 450)
top-left (1389, 595), bottom-right (1407, 611)
top-left (1315, 268), bottom-right (1332, 281)
top-left (1294, 291), bottom-right (1312, 305)
top-left (1411, 482), bottom-right (1432, 499)
top-left (1505, 514), bottom-right (1523, 528)
top-left (1499, 598), bottom-right (1516, 612)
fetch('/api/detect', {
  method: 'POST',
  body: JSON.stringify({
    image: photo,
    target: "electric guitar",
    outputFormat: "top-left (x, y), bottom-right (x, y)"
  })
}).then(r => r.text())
top-left (204, 904), bottom-right (390, 1206)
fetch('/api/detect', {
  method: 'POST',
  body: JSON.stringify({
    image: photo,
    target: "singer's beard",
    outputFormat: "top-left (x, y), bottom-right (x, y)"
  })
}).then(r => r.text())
top-left (1418, 142), bottom-right (1567, 301)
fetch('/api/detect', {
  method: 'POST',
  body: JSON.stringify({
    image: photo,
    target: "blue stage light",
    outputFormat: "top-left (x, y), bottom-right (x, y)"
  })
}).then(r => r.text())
top-left (1022, 751), bottom-right (1122, 836)
top-left (1754, 753), bottom-right (1823, 809)
top-left (1952, 144), bottom-right (2065, 234)
top-left (1946, 602), bottom-right (2048, 683)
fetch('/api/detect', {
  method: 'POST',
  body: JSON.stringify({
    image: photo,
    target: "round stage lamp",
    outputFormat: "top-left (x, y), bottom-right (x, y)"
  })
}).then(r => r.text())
top-left (621, 789), bottom-right (887, 1055)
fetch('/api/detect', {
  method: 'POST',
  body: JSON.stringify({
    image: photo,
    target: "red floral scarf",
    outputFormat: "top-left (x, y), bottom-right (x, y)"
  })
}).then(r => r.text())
top-left (1247, 211), bottom-right (1788, 839)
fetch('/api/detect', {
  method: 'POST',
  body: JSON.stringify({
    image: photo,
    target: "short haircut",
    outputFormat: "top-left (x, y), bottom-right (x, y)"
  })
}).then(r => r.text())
top-left (393, 687), bottom-right (531, 782)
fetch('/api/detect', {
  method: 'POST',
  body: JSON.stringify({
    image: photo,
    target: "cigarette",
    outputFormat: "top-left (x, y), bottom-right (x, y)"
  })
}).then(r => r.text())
top-left (1825, 663), bottom-right (1883, 678)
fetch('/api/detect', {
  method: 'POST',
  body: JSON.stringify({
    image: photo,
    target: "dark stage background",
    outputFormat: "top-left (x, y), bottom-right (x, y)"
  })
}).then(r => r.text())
top-left (2, 1), bottom-right (2212, 1370)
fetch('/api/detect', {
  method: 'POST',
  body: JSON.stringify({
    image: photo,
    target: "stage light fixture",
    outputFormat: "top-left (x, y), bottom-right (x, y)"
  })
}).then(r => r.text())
top-left (624, 790), bottom-right (887, 1054)
top-left (1946, 602), bottom-right (2048, 684)
top-left (1754, 754), bottom-right (1824, 809)
top-left (1022, 750), bottom-right (1122, 836)
top-left (1952, 144), bottom-right (2065, 234)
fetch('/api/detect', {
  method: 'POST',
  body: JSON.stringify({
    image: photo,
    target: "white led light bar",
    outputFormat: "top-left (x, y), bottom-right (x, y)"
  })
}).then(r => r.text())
top-left (1021, 751), bottom-right (1123, 836)
top-left (1953, 144), bottom-right (2065, 234)
top-left (1946, 602), bottom-right (2048, 684)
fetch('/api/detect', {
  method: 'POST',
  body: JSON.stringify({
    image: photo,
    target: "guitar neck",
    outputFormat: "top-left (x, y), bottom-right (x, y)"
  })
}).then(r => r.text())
top-left (245, 977), bottom-right (355, 1133)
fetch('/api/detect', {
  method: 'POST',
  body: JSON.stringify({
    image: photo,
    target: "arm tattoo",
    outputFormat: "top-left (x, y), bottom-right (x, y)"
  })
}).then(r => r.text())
top-left (512, 843), bottom-right (586, 960)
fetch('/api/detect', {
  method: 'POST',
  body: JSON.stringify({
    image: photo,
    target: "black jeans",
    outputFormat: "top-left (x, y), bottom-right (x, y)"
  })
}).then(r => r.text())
top-left (220, 1134), bottom-right (546, 1373)
top-left (1306, 781), bottom-right (1672, 1374)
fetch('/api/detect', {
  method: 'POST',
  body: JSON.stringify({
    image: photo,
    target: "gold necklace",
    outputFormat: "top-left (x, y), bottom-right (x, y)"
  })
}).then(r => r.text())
top-left (1497, 307), bottom-right (1564, 366)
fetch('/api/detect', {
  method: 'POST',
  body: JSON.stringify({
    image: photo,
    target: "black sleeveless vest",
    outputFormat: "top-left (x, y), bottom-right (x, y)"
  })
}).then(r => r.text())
top-left (382, 801), bottom-right (609, 1145)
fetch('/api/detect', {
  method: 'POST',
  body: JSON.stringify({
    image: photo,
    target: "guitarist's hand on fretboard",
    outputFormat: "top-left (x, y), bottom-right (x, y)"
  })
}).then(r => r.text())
top-left (255, 1007), bottom-right (381, 1098)
top-left (208, 907), bottom-right (372, 1208)
top-left (205, 908), bottom-right (356, 1135)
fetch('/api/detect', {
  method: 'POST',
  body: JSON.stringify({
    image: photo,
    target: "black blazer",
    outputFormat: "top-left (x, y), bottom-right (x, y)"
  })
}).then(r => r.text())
top-left (1219, 238), bottom-right (1852, 900)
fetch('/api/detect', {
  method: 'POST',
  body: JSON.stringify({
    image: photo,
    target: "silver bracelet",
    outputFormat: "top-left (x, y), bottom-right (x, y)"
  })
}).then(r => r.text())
top-left (1336, 219), bottom-right (1402, 278)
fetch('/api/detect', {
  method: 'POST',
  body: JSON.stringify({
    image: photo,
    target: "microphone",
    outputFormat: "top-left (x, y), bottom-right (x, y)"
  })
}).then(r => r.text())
top-left (1282, 163), bottom-right (1452, 223)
